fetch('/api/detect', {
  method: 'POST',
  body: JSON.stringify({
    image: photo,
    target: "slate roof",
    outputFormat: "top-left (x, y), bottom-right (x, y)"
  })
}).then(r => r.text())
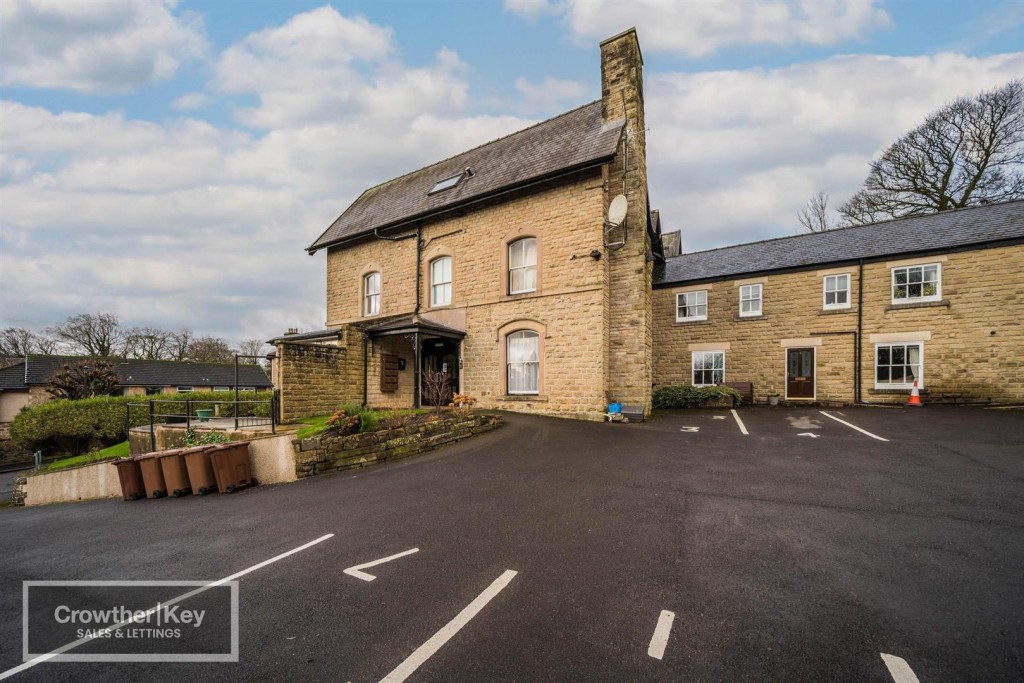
top-left (308, 100), bottom-right (624, 252)
top-left (0, 362), bottom-right (26, 391)
top-left (267, 328), bottom-right (342, 344)
top-left (655, 200), bottom-right (1024, 286)
top-left (22, 356), bottom-right (272, 388)
top-left (364, 314), bottom-right (466, 339)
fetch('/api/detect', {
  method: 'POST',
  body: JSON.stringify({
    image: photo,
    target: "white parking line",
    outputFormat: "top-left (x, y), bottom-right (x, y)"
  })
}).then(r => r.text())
top-left (880, 653), bottom-right (920, 683)
top-left (344, 548), bottom-right (420, 582)
top-left (379, 569), bottom-right (518, 683)
top-left (819, 411), bottom-right (889, 442)
top-left (730, 409), bottom-right (749, 435)
top-left (647, 610), bottom-right (675, 660)
top-left (0, 533), bottom-right (335, 681)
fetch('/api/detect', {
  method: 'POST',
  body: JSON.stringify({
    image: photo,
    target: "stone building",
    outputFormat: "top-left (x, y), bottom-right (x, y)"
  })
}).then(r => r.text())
top-left (274, 28), bottom-right (1024, 420)
top-left (652, 201), bottom-right (1024, 405)
top-left (274, 28), bottom-right (659, 422)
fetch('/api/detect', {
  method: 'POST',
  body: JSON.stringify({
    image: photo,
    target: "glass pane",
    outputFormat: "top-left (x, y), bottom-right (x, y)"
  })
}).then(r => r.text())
top-left (907, 346), bottom-right (920, 365)
top-left (713, 353), bottom-right (724, 369)
top-left (825, 291), bottom-right (836, 305)
top-left (838, 274), bottom-right (849, 289)
top-left (789, 354), bottom-right (798, 375)
top-left (523, 238), bottom-right (537, 266)
top-left (893, 346), bottom-right (905, 364)
top-left (894, 285), bottom-right (907, 299)
top-left (522, 265), bottom-right (537, 291)
top-left (802, 351), bottom-right (813, 369)
top-left (695, 291), bottom-right (707, 305)
top-left (509, 241), bottom-right (523, 269)
top-left (741, 300), bottom-right (752, 313)
top-left (923, 265), bottom-right (937, 281)
top-left (894, 270), bottom-right (908, 285)
top-left (877, 367), bottom-right (889, 382)
top-left (908, 283), bottom-right (921, 297)
top-left (836, 290), bottom-right (848, 304)
top-left (923, 283), bottom-right (936, 297)
top-left (695, 304), bottom-right (707, 317)
top-left (909, 267), bottom-right (922, 283)
top-left (878, 347), bottom-right (890, 364)
top-left (712, 369), bottom-right (724, 384)
top-left (891, 366), bottom-right (905, 382)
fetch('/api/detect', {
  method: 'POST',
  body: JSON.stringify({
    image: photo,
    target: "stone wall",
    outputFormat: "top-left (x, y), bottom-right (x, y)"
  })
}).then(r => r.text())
top-left (293, 413), bottom-right (501, 477)
top-left (276, 336), bottom-right (364, 422)
top-left (652, 243), bottom-right (1024, 404)
top-left (602, 28), bottom-right (654, 415)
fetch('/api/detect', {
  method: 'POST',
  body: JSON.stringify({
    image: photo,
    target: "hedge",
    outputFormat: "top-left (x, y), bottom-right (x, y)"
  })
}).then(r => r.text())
top-left (11, 391), bottom-right (273, 456)
top-left (652, 385), bottom-right (742, 409)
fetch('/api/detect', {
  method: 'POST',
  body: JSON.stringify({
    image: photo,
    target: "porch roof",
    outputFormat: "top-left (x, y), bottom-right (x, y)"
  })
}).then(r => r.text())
top-left (364, 315), bottom-right (466, 340)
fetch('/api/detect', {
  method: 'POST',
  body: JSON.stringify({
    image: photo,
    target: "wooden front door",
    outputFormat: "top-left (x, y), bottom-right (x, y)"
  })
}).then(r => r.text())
top-left (786, 348), bottom-right (815, 399)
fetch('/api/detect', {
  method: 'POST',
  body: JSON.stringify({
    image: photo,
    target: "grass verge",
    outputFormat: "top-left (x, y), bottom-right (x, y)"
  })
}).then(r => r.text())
top-left (38, 441), bottom-right (130, 473)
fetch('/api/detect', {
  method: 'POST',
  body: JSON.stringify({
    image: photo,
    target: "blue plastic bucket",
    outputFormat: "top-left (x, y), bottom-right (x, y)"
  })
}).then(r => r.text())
top-left (608, 402), bottom-right (622, 414)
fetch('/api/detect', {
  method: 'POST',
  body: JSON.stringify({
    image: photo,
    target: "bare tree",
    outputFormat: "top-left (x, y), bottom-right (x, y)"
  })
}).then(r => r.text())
top-left (0, 327), bottom-right (60, 356)
top-left (169, 328), bottom-right (193, 361)
top-left (420, 370), bottom-right (451, 414)
top-left (48, 313), bottom-right (125, 357)
top-left (186, 335), bottom-right (236, 364)
top-left (237, 339), bottom-right (268, 364)
top-left (797, 191), bottom-right (837, 232)
top-left (841, 79), bottom-right (1024, 225)
top-left (124, 326), bottom-right (172, 360)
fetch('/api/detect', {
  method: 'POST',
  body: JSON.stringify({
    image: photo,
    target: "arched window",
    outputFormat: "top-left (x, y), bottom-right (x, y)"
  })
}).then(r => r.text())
top-left (363, 272), bottom-right (381, 316)
top-left (508, 237), bottom-right (537, 294)
top-left (506, 330), bottom-right (539, 395)
top-left (430, 256), bottom-right (452, 307)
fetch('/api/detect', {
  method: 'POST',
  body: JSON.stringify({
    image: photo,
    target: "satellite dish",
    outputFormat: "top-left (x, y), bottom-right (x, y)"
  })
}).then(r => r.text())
top-left (608, 194), bottom-right (628, 225)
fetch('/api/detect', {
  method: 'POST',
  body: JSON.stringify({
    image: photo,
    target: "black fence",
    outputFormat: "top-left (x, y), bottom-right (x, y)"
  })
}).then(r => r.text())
top-left (127, 392), bottom-right (277, 452)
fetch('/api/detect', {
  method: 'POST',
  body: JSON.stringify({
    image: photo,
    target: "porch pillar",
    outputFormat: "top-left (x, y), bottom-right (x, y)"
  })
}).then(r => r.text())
top-left (413, 330), bottom-right (421, 408)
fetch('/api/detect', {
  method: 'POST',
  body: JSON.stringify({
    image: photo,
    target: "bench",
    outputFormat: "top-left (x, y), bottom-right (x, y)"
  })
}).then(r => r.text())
top-left (720, 382), bottom-right (753, 404)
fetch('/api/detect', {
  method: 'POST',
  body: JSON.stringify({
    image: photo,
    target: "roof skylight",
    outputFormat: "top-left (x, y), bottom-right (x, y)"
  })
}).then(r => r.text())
top-left (429, 172), bottom-right (465, 194)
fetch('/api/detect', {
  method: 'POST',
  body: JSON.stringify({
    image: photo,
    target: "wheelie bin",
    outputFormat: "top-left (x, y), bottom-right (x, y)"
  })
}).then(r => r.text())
top-left (208, 441), bottom-right (253, 493)
top-left (182, 445), bottom-right (218, 495)
top-left (156, 448), bottom-right (192, 497)
top-left (112, 458), bottom-right (145, 501)
top-left (135, 452), bottom-right (167, 498)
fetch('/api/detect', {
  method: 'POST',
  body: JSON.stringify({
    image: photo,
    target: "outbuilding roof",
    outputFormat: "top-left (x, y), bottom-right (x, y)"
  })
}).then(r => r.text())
top-left (307, 100), bottom-right (624, 252)
top-left (22, 356), bottom-right (272, 388)
top-left (654, 200), bottom-right (1024, 286)
top-left (0, 361), bottom-right (26, 391)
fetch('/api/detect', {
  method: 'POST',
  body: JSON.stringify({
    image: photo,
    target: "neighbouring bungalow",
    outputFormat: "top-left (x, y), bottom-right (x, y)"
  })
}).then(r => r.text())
top-left (0, 355), bottom-right (273, 426)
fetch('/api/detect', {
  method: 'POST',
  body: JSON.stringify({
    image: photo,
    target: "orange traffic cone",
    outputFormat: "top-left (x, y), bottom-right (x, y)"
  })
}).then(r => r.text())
top-left (907, 380), bottom-right (923, 407)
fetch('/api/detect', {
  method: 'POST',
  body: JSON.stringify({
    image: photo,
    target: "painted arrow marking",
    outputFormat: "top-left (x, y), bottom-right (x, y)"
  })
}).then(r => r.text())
top-left (344, 548), bottom-right (419, 582)
top-left (880, 653), bottom-right (920, 683)
top-left (680, 427), bottom-right (700, 432)
top-left (798, 432), bottom-right (820, 438)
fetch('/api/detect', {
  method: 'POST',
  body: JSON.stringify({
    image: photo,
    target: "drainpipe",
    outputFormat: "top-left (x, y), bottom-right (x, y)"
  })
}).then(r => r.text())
top-left (856, 259), bottom-right (865, 404)
top-left (414, 223), bottom-right (423, 315)
top-left (362, 334), bottom-right (369, 408)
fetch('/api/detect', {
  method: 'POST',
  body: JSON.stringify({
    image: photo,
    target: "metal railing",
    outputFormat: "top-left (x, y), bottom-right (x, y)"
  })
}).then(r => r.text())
top-left (126, 394), bottom-right (277, 452)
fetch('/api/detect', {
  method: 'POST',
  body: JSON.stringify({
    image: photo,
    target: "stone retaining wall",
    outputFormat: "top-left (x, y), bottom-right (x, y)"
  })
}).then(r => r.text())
top-left (293, 413), bottom-right (501, 478)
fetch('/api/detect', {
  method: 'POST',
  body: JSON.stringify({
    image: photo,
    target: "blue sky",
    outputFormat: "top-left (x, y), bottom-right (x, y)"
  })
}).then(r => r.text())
top-left (1, 0), bottom-right (1022, 344)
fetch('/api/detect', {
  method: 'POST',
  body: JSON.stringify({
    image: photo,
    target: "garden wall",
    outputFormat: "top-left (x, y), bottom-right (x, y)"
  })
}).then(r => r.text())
top-left (293, 413), bottom-right (501, 478)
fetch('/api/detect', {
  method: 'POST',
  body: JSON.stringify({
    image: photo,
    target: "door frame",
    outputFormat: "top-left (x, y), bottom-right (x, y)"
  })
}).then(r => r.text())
top-left (419, 337), bottom-right (462, 405)
top-left (784, 346), bottom-right (817, 401)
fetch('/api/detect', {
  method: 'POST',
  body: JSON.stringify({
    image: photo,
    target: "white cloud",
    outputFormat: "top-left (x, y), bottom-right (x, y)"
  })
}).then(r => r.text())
top-left (172, 92), bottom-right (210, 111)
top-left (508, 0), bottom-right (891, 56)
top-left (0, 0), bottom-right (206, 93)
top-left (503, 0), bottom-right (555, 18)
top-left (515, 77), bottom-right (588, 113)
top-left (0, 7), bottom-right (531, 342)
top-left (645, 51), bottom-right (1024, 249)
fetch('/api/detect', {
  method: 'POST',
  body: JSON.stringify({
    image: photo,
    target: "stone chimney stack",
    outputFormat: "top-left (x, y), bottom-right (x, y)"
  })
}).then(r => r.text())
top-left (600, 28), bottom-right (653, 414)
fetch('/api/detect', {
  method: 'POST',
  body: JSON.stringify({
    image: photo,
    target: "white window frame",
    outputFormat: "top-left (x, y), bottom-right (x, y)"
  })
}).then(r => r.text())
top-left (675, 290), bottom-right (708, 322)
top-left (363, 272), bottom-right (381, 316)
top-left (891, 263), bottom-right (941, 304)
top-left (739, 284), bottom-right (762, 317)
top-left (691, 350), bottom-right (725, 387)
top-left (822, 273), bottom-right (851, 310)
top-left (508, 238), bottom-right (537, 295)
top-left (506, 330), bottom-right (540, 395)
top-left (213, 386), bottom-right (230, 392)
top-left (874, 342), bottom-right (924, 390)
top-left (430, 256), bottom-right (452, 307)
top-left (176, 386), bottom-right (194, 393)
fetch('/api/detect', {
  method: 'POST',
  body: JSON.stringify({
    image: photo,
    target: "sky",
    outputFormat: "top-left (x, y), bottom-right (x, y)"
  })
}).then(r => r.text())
top-left (1, 0), bottom-right (1022, 345)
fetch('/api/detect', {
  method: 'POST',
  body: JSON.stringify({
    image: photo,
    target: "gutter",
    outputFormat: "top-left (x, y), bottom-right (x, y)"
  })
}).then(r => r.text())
top-left (307, 157), bottom-right (614, 254)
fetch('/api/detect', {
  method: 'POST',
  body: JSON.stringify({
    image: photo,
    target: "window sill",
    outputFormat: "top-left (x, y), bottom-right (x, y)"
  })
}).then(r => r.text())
top-left (869, 387), bottom-right (928, 395)
top-left (675, 318), bottom-right (709, 324)
top-left (734, 314), bottom-right (766, 322)
top-left (886, 299), bottom-right (949, 311)
top-left (819, 307), bottom-right (854, 315)
top-left (499, 394), bottom-right (548, 402)
top-left (500, 291), bottom-right (539, 302)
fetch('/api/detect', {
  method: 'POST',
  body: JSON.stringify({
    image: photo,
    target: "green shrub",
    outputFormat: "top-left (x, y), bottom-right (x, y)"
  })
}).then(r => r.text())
top-left (182, 428), bottom-right (232, 446)
top-left (12, 391), bottom-right (274, 455)
top-left (652, 385), bottom-right (742, 409)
